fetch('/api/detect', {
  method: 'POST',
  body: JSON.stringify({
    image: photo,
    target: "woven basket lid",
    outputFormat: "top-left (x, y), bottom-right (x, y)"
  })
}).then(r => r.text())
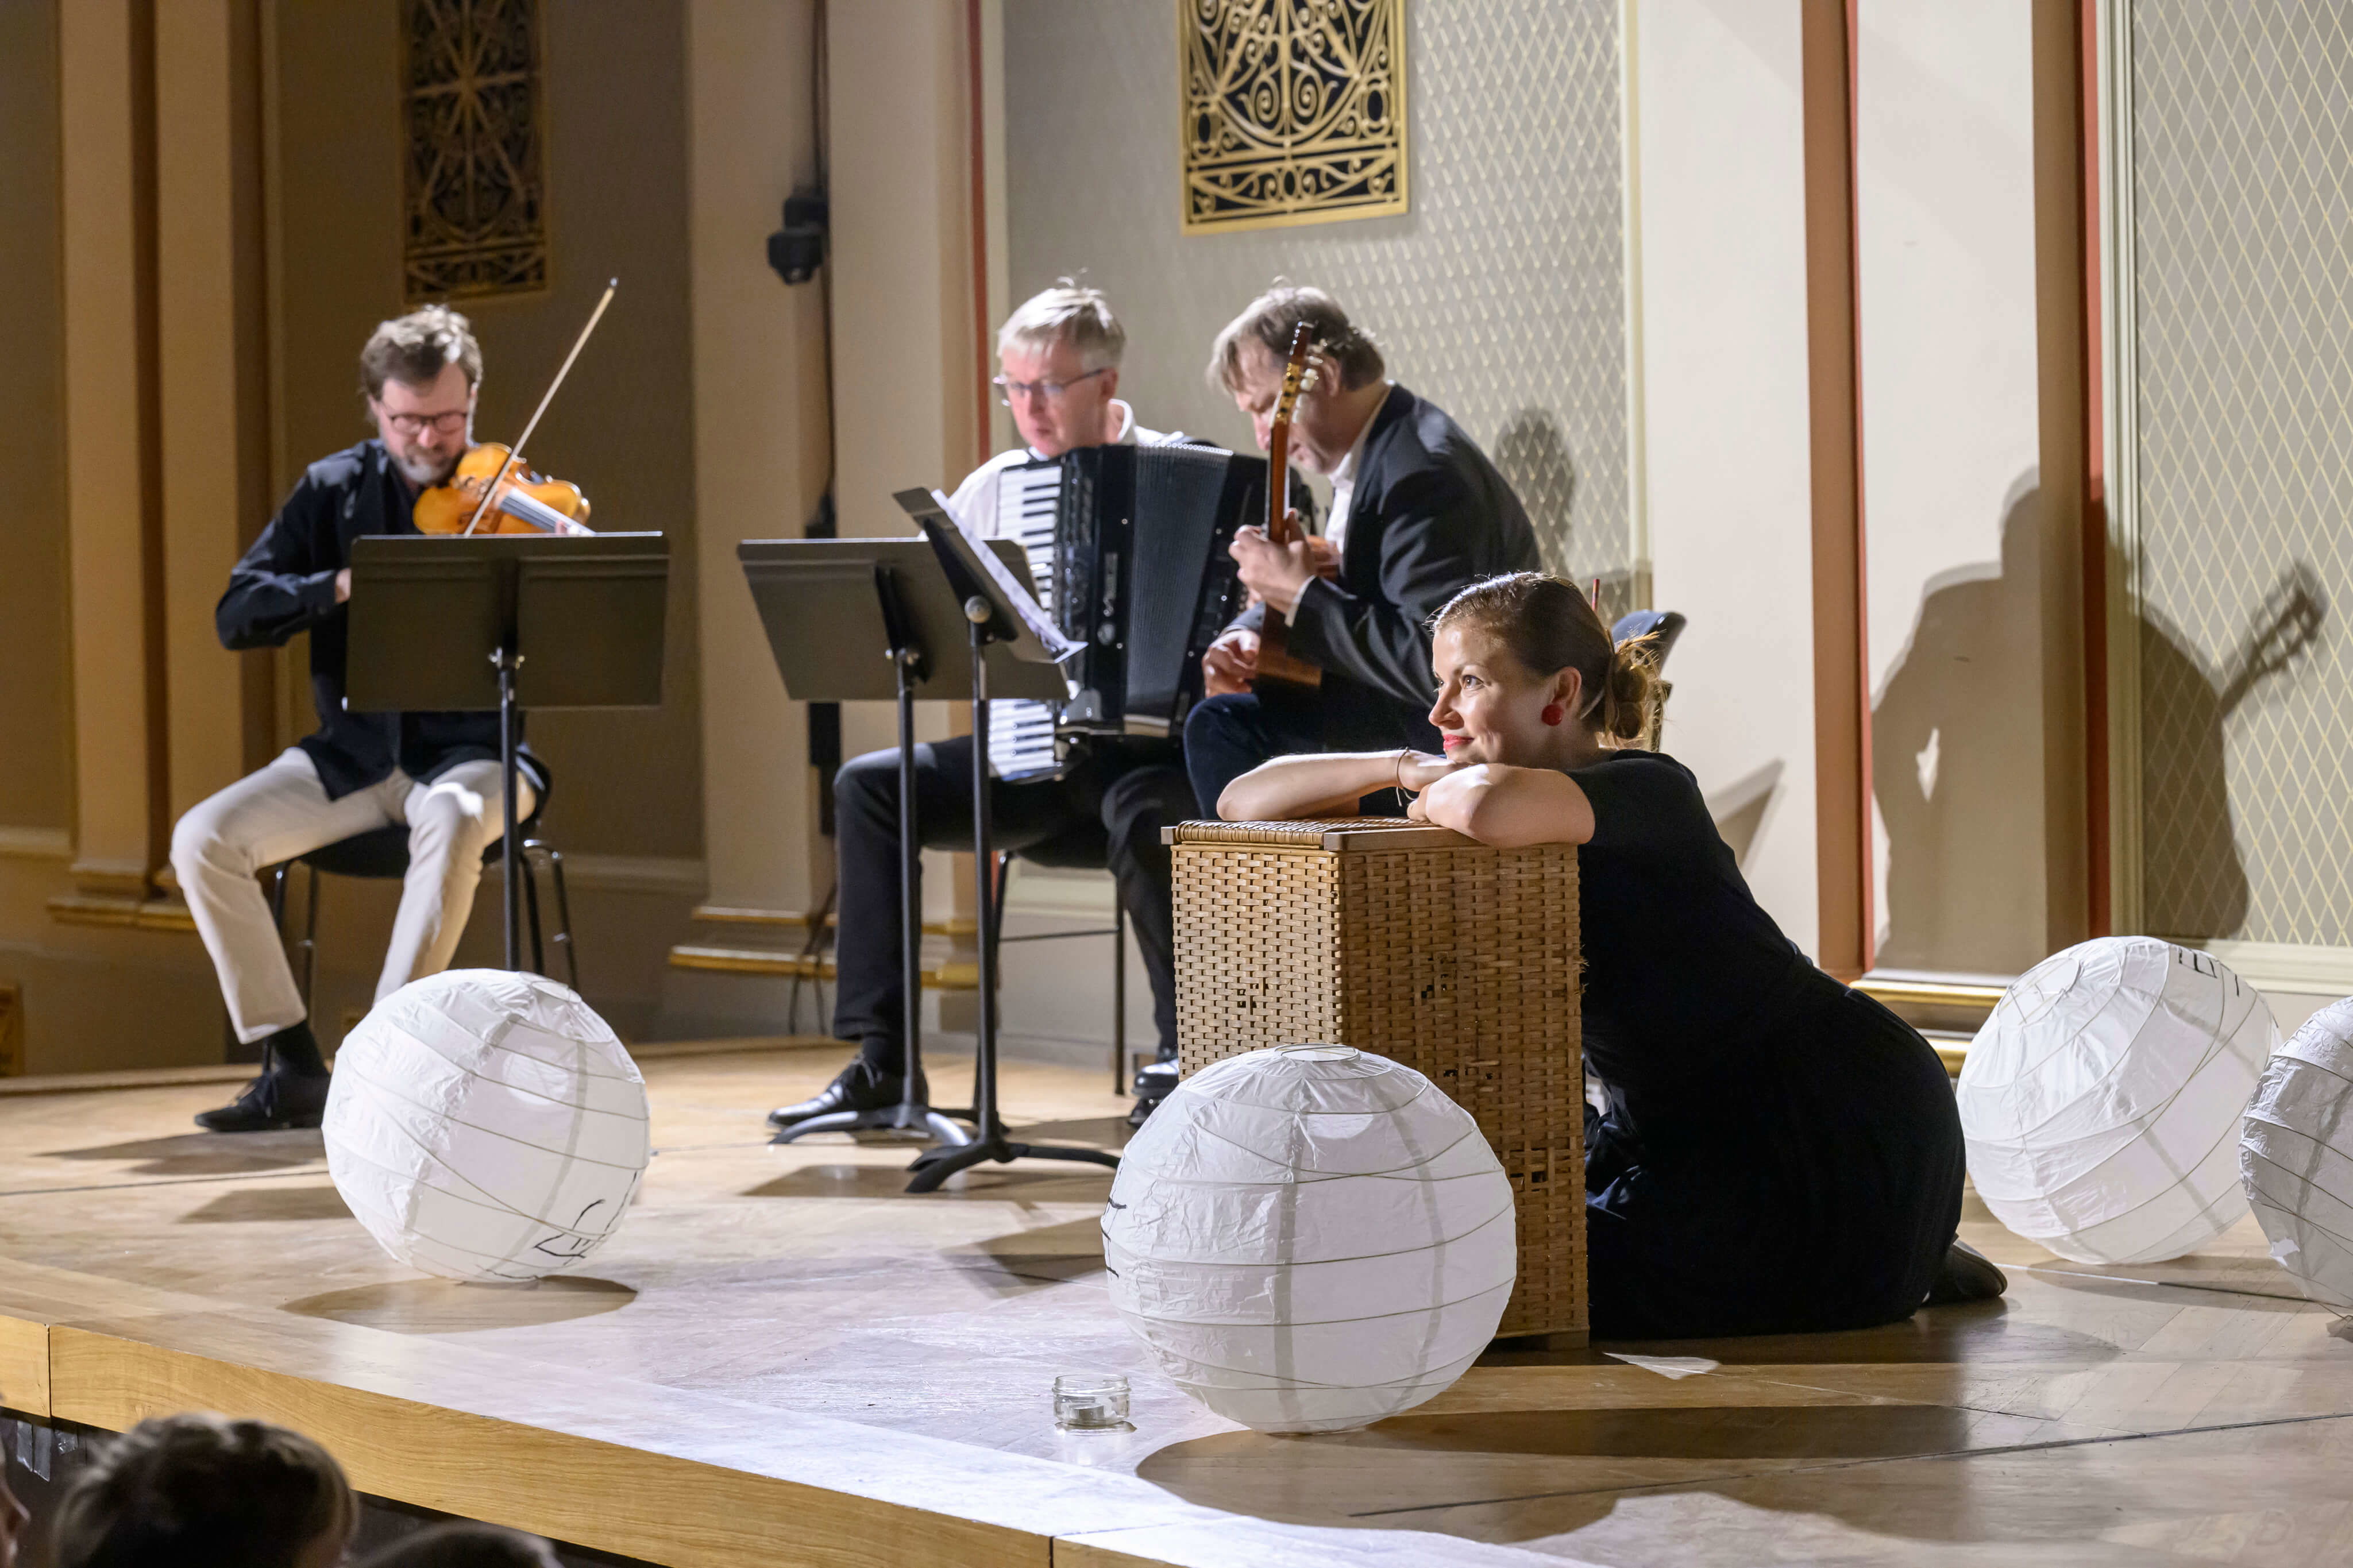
top-left (1162, 817), bottom-right (1475, 851)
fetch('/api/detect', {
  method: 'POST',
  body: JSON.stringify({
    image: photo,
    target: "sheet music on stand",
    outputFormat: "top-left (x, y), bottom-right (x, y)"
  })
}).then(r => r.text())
top-left (929, 485), bottom-right (1076, 782)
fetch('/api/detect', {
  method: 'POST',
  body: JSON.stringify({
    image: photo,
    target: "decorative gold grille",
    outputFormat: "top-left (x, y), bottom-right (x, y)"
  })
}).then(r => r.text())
top-left (402, 0), bottom-right (547, 302)
top-left (1180, 0), bottom-right (1409, 233)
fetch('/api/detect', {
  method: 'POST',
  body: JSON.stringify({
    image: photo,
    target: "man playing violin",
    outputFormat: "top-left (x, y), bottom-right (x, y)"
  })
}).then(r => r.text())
top-left (175, 305), bottom-right (544, 1133)
top-left (1182, 285), bottom-right (1542, 814)
top-left (767, 284), bottom-right (1201, 1133)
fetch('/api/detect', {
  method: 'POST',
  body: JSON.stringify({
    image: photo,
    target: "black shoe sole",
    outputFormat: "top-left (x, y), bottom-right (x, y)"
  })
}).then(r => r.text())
top-left (192, 1113), bottom-right (324, 1134)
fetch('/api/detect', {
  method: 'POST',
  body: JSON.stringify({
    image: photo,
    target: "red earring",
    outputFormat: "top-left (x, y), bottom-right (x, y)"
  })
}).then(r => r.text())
top-left (1541, 702), bottom-right (1565, 727)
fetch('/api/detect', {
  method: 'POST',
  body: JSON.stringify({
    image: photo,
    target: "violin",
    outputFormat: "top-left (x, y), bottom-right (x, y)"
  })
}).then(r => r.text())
top-left (414, 443), bottom-right (592, 535)
top-left (1249, 323), bottom-right (1323, 695)
top-left (414, 279), bottom-right (617, 538)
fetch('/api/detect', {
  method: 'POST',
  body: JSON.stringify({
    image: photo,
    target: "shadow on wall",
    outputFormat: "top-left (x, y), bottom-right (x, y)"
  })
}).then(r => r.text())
top-left (1871, 482), bottom-right (2054, 975)
top-left (1874, 477), bottom-right (2326, 968)
top-left (1491, 408), bottom-right (1576, 569)
top-left (1704, 759), bottom-right (1784, 872)
top-left (2138, 561), bottom-right (2325, 940)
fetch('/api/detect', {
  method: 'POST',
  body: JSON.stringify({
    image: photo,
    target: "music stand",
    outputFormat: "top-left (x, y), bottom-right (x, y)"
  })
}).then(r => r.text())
top-left (738, 536), bottom-right (1066, 1160)
top-left (346, 532), bottom-right (669, 972)
top-left (893, 488), bottom-right (1122, 1193)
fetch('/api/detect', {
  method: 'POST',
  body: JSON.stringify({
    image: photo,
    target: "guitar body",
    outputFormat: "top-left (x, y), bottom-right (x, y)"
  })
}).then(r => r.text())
top-left (1251, 325), bottom-right (1324, 697)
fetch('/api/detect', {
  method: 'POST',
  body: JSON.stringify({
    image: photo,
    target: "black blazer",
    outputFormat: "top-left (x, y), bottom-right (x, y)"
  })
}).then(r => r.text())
top-left (1241, 384), bottom-right (1540, 750)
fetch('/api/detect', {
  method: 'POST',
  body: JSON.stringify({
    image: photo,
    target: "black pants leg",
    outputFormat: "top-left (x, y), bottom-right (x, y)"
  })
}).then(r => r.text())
top-left (1097, 763), bottom-right (1197, 1059)
top-left (1181, 693), bottom-right (1327, 817)
top-left (831, 736), bottom-right (1086, 1071)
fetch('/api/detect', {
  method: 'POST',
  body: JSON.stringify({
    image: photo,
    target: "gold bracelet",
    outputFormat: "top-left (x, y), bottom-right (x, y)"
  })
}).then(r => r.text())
top-left (1394, 748), bottom-right (1412, 795)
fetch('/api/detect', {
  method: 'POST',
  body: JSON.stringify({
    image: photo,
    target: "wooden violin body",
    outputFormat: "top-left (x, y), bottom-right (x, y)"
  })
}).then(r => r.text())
top-left (1251, 323), bottom-right (1323, 695)
top-left (413, 443), bottom-right (593, 536)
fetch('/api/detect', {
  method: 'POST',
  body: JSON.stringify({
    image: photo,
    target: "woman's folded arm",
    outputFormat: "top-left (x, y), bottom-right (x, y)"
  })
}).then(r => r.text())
top-left (1414, 764), bottom-right (1595, 847)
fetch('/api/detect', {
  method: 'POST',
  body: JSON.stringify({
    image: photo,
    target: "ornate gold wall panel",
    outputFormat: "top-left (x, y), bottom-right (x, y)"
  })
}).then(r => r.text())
top-left (402, 0), bottom-right (547, 302)
top-left (2121, 0), bottom-right (2353, 947)
top-left (1181, 0), bottom-right (1408, 233)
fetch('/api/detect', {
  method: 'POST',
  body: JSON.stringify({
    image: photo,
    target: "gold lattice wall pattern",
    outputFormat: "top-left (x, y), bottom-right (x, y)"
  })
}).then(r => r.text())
top-left (1181, 0), bottom-right (1408, 233)
top-left (402, 0), bottom-right (547, 302)
top-left (2126, 1), bottom-right (2353, 945)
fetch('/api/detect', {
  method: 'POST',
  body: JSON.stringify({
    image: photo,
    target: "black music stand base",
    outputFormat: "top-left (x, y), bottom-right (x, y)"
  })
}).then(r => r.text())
top-left (778, 1103), bottom-right (974, 1146)
top-left (901, 600), bottom-right (1119, 1194)
top-left (771, 563), bottom-right (972, 1157)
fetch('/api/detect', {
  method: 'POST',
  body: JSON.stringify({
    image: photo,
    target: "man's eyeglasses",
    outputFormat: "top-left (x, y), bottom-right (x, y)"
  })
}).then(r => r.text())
top-left (380, 410), bottom-right (470, 437)
top-left (993, 366), bottom-right (1108, 406)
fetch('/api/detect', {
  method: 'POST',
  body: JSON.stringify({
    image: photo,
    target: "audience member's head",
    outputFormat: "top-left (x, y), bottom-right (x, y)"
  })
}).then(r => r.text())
top-left (1, 1458), bottom-right (28, 1568)
top-left (49, 1413), bottom-right (354, 1568)
top-left (358, 1521), bottom-right (562, 1567)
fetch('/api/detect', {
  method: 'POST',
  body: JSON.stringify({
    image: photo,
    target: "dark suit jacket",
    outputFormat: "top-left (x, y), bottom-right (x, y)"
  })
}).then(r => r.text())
top-left (1239, 383), bottom-right (1540, 750)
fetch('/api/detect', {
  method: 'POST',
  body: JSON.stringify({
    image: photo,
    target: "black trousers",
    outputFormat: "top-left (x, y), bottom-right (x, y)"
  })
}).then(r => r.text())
top-left (1183, 690), bottom-right (1419, 820)
top-left (831, 735), bottom-right (1197, 1071)
top-left (1182, 692), bottom-right (1328, 819)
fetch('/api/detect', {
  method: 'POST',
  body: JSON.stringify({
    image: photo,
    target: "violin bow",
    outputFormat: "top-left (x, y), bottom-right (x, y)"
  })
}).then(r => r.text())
top-left (461, 278), bottom-right (619, 536)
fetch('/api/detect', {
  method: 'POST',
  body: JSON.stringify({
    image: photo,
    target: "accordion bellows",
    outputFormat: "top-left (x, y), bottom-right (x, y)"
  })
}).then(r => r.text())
top-left (1167, 818), bottom-right (1587, 1340)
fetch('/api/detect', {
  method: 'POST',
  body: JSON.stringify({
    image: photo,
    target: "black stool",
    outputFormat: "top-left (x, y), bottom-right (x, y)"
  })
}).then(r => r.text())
top-left (268, 767), bottom-right (576, 1013)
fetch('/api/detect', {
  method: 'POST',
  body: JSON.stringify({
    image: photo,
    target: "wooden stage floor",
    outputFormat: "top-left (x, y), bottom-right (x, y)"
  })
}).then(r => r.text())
top-left (5, 1043), bottom-right (2352, 1566)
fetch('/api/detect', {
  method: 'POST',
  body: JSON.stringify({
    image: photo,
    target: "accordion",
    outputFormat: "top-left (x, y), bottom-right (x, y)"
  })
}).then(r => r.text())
top-left (988, 443), bottom-right (1263, 776)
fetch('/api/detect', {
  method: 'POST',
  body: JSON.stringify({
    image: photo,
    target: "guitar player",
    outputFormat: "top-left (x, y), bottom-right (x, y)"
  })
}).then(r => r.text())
top-left (1183, 284), bottom-right (1543, 814)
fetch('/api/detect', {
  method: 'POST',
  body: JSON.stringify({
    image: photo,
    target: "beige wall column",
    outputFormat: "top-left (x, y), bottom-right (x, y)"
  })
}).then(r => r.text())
top-left (156, 0), bottom-right (273, 824)
top-left (827, 0), bottom-right (985, 932)
top-left (57, 0), bottom-right (168, 907)
top-left (1853, 0), bottom-right (2078, 982)
top-left (685, 0), bottom-right (829, 918)
top-left (1637, 0), bottom-right (1824, 961)
top-left (827, 0), bottom-right (985, 544)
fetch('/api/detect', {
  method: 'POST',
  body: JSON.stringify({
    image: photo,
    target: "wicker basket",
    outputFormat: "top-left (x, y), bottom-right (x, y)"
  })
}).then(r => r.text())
top-left (1167, 817), bottom-right (1587, 1342)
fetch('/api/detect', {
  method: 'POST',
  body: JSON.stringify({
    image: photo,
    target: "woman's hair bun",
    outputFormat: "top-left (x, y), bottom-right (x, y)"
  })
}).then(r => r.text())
top-left (1601, 634), bottom-right (1664, 742)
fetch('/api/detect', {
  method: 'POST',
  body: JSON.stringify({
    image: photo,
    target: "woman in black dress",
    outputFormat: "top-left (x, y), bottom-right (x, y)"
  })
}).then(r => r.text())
top-left (1217, 572), bottom-right (1995, 1338)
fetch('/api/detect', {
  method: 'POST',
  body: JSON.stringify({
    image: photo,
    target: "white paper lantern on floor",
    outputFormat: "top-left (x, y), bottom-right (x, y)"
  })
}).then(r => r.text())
top-left (324, 970), bottom-right (649, 1283)
top-left (1101, 1044), bottom-right (1515, 1434)
top-left (2241, 997), bottom-right (2353, 1312)
top-left (1958, 936), bottom-right (2275, 1265)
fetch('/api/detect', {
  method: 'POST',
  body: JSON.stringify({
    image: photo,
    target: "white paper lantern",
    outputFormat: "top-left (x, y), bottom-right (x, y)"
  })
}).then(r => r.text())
top-left (1101, 1044), bottom-right (1515, 1434)
top-left (1958, 936), bottom-right (2275, 1264)
top-left (324, 970), bottom-right (649, 1283)
top-left (2242, 997), bottom-right (2353, 1312)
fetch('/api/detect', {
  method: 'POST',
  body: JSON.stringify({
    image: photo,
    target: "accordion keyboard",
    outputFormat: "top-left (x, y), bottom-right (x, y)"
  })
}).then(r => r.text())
top-left (988, 462), bottom-right (1066, 781)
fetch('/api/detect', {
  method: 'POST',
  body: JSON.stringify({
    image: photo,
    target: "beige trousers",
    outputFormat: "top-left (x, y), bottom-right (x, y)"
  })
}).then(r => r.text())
top-left (171, 747), bottom-right (534, 1042)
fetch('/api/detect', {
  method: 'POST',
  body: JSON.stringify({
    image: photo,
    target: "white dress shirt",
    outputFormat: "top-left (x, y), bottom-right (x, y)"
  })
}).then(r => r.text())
top-left (1319, 384), bottom-right (1388, 559)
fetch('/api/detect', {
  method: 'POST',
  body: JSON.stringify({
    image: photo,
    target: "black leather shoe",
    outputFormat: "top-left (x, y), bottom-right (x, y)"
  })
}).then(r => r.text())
top-left (194, 1068), bottom-right (330, 1133)
top-left (1924, 1238), bottom-right (2008, 1305)
top-left (1128, 1057), bottom-right (1180, 1127)
top-left (766, 1060), bottom-right (926, 1130)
